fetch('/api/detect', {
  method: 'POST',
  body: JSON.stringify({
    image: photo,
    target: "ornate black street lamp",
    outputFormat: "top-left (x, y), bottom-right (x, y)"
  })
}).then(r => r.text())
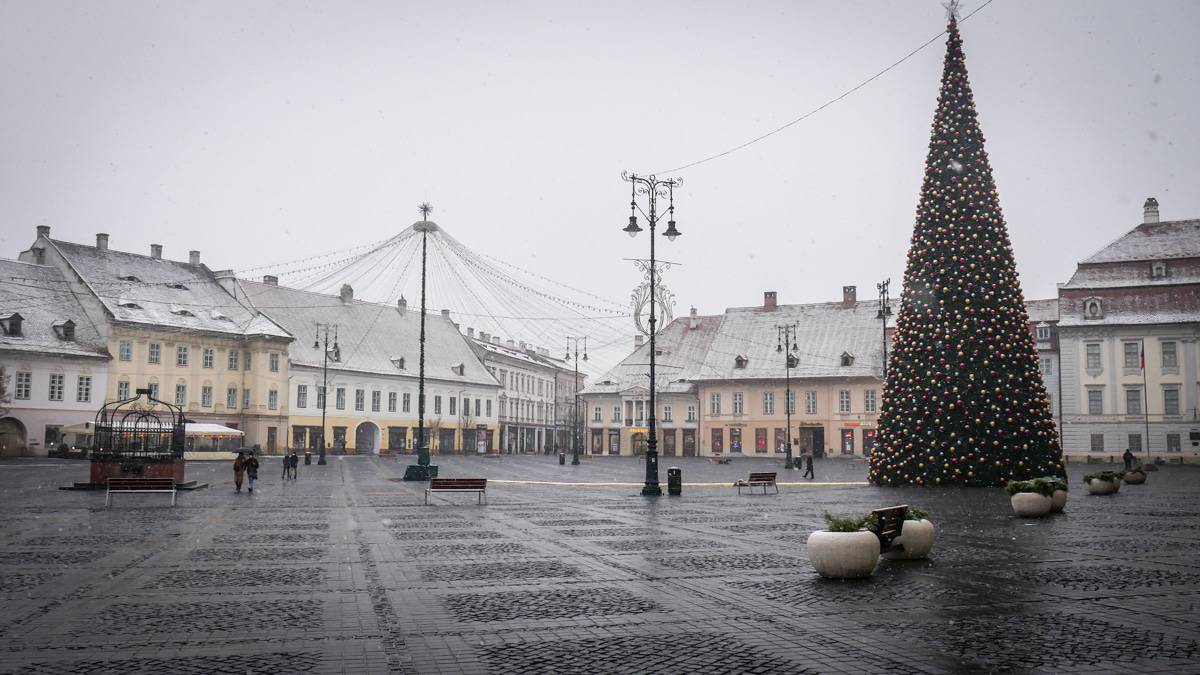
top-left (877, 278), bottom-right (892, 380)
top-left (565, 336), bottom-right (587, 465)
top-left (777, 323), bottom-right (798, 470)
top-left (621, 172), bottom-right (682, 497)
top-left (313, 323), bottom-right (338, 465)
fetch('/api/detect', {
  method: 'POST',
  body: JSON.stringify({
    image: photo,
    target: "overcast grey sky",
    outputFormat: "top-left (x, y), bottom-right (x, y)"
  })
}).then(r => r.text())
top-left (2, 0), bottom-right (1197, 323)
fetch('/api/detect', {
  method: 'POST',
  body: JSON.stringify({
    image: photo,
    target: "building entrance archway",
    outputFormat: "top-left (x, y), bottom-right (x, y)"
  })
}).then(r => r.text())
top-left (0, 417), bottom-right (27, 458)
top-left (355, 421), bottom-right (381, 454)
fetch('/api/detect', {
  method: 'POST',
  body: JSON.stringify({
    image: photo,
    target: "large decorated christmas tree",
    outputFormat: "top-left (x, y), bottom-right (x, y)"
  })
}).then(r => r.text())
top-left (869, 10), bottom-right (1063, 487)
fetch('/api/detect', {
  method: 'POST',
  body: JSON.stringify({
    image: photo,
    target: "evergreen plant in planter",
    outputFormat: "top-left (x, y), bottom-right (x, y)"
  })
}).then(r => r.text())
top-left (1083, 471), bottom-right (1122, 495)
top-left (807, 513), bottom-right (880, 579)
top-left (1033, 477), bottom-right (1069, 513)
top-left (876, 505), bottom-right (935, 560)
top-left (1006, 480), bottom-right (1054, 517)
top-left (1123, 467), bottom-right (1147, 485)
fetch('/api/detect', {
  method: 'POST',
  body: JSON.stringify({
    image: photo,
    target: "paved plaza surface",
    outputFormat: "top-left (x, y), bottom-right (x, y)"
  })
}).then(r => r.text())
top-left (1, 455), bottom-right (1198, 674)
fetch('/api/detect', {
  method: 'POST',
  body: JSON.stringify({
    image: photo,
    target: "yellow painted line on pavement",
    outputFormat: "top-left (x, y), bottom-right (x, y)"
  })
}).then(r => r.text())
top-left (486, 479), bottom-right (868, 488)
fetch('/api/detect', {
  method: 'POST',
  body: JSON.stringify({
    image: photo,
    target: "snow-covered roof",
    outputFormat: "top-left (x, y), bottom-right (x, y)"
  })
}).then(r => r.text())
top-left (1062, 261), bottom-right (1200, 290)
top-left (470, 337), bottom-right (570, 373)
top-left (1080, 219), bottom-right (1200, 264)
top-left (581, 315), bottom-right (722, 396)
top-left (232, 279), bottom-right (499, 387)
top-left (46, 239), bottom-right (290, 339)
top-left (695, 300), bottom-right (886, 381)
top-left (1025, 298), bottom-right (1059, 323)
top-left (0, 258), bottom-right (109, 359)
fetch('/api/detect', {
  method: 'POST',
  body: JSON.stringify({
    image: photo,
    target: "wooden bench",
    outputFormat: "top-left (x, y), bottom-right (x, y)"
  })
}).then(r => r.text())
top-left (735, 472), bottom-right (778, 495)
top-left (425, 478), bottom-right (488, 505)
top-left (871, 505), bottom-right (908, 554)
top-left (106, 477), bottom-right (177, 507)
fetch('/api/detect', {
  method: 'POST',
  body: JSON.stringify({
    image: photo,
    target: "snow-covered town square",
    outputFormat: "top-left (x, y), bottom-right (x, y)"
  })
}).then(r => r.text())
top-left (1, 0), bottom-right (1198, 673)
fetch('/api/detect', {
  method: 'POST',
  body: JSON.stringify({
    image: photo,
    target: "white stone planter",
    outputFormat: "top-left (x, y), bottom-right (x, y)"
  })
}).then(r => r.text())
top-left (1123, 471), bottom-right (1146, 485)
top-left (807, 530), bottom-right (879, 579)
top-left (1086, 478), bottom-right (1120, 495)
top-left (883, 518), bottom-right (935, 560)
top-left (1010, 492), bottom-right (1052, 517)
top-left (1050, 489), bottom-right (1068, 513)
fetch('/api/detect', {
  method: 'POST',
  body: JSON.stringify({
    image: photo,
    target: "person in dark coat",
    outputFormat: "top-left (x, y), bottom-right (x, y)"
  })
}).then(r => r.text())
top-left (1122, 448), bottom-right (1135, 471)
top-left (281, 452), bottom-right (290, 480)
top-left (244, 452), bottom-right (260, 492)
top-left (802, 453), bottom-right (815, 480)
top-left (289, 451), bottom-right (299, 479)
top-left (233, 452), bottom-right (246, 492)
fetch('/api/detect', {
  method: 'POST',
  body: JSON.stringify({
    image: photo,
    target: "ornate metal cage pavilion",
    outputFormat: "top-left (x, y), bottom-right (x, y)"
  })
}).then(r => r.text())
top-left (91, 387), bottom-right (185, 461)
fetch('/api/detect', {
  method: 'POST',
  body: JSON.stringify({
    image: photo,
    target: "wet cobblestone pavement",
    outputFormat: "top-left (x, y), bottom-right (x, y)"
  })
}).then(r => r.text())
top-left (1, 455), bottom-right (1198, 674)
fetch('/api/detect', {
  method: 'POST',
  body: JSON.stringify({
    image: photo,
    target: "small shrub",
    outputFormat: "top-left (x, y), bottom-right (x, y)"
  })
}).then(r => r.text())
top-left (905, 505), bottom-right (930, 521)
top-left (1082, 471), bottom-right (1123, 483)
top-left (822, 511), bottom-right (871, 533)
top-left (1032, 477), bottom-right (1067, 493)
top-left (1006, 480), bottom-right (1055, 497)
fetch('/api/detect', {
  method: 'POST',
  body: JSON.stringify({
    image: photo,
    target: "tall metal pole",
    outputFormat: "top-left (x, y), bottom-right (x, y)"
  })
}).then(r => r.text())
top-left (877, 279), bottom-right (891, 380)
top-left (416, 204), bottom-right (431, 467)
top-left (566, 336), bottom-right (586, 465)
top-left (315, 324), bottom-right (336, 466)
top-left (622, 172), bottom-right (681, 497)
top-left (779, 324), bottom-right (796, 470)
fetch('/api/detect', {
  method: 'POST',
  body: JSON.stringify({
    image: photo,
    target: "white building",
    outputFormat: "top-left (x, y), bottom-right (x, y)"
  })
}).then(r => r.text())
top-left (1026, 298), bottom-right (1061, 428)
top-left (468, 331), bottom-right (564, 454)
top-left (1057, 198), bottom-right (1200, 461)
top-left (1, 258), bottom-right (110, 456)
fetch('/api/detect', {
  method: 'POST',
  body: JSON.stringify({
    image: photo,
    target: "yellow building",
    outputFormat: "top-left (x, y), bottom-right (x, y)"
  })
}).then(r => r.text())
top-left (20, 228), bottom-right (293, 451)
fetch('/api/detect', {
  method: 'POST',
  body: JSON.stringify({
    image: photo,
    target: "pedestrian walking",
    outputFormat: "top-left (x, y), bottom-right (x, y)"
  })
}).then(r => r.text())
top-left (233, 452), bottom-right (246, 492)
top-left (289, 451), bottom-right (299, 479)
top-left (1123, 447), bottom-right (1135, 471)
top-left (281, 452), bottom-right (289, 480)
top-left (803, 453), bottom-right (815, 480)
top-left (245, 452), bottom-right (260, 492)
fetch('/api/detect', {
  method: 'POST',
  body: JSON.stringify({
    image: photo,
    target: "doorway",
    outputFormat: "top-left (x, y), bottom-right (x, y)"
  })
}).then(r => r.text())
top-left (355, 421), bottom-right (381, 454)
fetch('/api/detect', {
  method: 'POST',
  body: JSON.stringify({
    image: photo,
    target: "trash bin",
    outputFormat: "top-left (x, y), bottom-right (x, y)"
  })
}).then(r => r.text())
top-left (558, 451), bottom-right (566, 465)
top-left (667, 467), bottom-right (682, 496)
top-left (304, 451), bottom-right (312, 466)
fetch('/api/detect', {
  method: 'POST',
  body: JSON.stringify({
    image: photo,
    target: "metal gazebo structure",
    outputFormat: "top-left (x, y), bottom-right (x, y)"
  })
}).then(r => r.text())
top-left (85, 387), bottom-right (190, 486)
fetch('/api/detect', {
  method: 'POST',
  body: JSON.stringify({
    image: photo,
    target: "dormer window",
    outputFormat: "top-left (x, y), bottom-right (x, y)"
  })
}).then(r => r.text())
top-left (167, 282), bottom-right (189, 290)
top-left (391, 356), bottom-right (406, 370)
top-left (117, 275), bottom-right (141, 282)
top-left (451, 363), bottom-right (466, 376)
top-left (329, 345), bottom-right (341, 362)
top-left (787, 353), bottom-right (799, 368)
top-left (734, 355), bottom-right (749, 369)
top-left (118, 301), bottom-right (142, 310)
top-left (52, 320), bottom-right (75, 341)
top-left (0, 312), bottom-right (23, 337)
top-left (210, 310), bottom-right (233, 322)
top-left (840, 352), bottom-right (855, 367)
top-left (1083, 297), bottom-right (1104, 320)
top-left (1035, 325), bottom-right (1051, 341)
top-left (170, 306), bottom-right (195, 317)
top-left (1150, 261), bottom-right (1168, 279)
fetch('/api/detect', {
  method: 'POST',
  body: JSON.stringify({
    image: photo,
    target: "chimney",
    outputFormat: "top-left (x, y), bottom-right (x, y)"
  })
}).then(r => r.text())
top-left (635, 334), bottom-right (644, 350)
top-left (519, 341), bottom-right (527, 351)
top-left (507, 339), bottom-right (516, 348)
top-left (150, 244), bottom-right (162, 259)
top-left (479, 331), bottom-right (489, 342)
top-left (95, 233), bottom-right (109, 250)
top-left (1143, 197), bottom-right (1160, 224)
top-left (842, 285), bottom-right (857, 308)
top-left (35, 225), bottom-right (50, 239)
top-left (397, 296), bottom-right (407, 314)
top-left (492, 336), bottom-right (500, 344)
top-left (263, 275), bottom-right (278, 286)
top-left (764, 291), bottom-right (778, 311)
top-left (441, 309), bottom-right (451, 319)
top-left (340, 284), bottom-right (353, 304)
top-left (467, 327), bottom-right (475, 338)
top-left (189, 250), bottom-right (200, 266)
top-left (689, 306), bottom-right (699, 329)
top-left (537, 347), bottom-right (548, 356)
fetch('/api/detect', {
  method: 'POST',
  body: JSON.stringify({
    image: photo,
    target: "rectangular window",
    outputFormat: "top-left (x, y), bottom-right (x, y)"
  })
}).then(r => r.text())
top-left (635, 400), bottom-right (645, 420)
top-left (388, 392), bottom-right (397, 413)
top-left (838, 390), bottom-right (851, 413)
top-left (336, 388), bottom-right (346, 410)
top-left (1161, 341), bottom-right (1178, 368)
top-left (369, 390), bottom-right (378, 412)
top-left (1035, 325), bottom-right (1050, 340)
top-left (709, 393), bottom-right (721, 415)
top-left (15, 371), bottom-right (31, 400)
top-left (76, 375), bottom-right (91, 403)
top-left (243, 351), bottom-right (251, 370)
top-left (434, 396), bottom-right (442, 414)
top-left (202, 348), bottom-right (214, 369)
top-left (1166, 433), bottom-right (1181, 453)
top-left (486, 399), bottom-right (492, 417)
top-left (449, 396), bottom-right (457, 416)
top-left (269, 353), bottom-right (280, 372)
top-left (732, 392), bottom-right (744, 415)
top-left (1128, 434), bottom-right (1142, 453)
top-left (1090, 433), bottom-right (1104, 452)
top-left (864, 390), bottom-right (877, 413)
top-left (268, 389), bottom-right (278, 410)
top-left (612, 406), bottom-right (621, 422)
top-left (48, 373), bottom-right (64, 401)
top-left (1040, 357), bottom-right (1052, 373)
top-left (175, 383), bottom-right (187, 406)
top-left (119, 340), bottom-right (132, 361)
top-left (1085, 343), bottom-right (1101, 370)
top-left (227, 387), bottom-right (238, 409)
top-left (316, 386), bottom-right (326, 410)
top-left (148, 342), bottom-right (161, 364)
top-left (297, 385), bottom-right (308, 409)
top-left (1125, 388), bottom-right (1142, 415)
top-left (475, 398), bottom-right (481, 417)
top-left (176, 345), bottom-right (188, 367)
top-left (1087, 389), bottom-right (1103, 415)
top-left (804, 391), bottom-right (816, 414)
top-left (243, 388), bottom-right (251, 408)
top-left (1123, 342), bottom-right (1140, 369)
top-left (687, 405), bottom-right (696, 422)
top-left (228, 350), bottom-right (239, 370)
top-left (663, 405), bottom-right (672, 422)
top-left (763, 391), bottom-right (775, 415)
top-left (403, 392), bottom-right (411, 413)
top-left (201, 385), bottom-right (213, 407)
top-left (148, 382), bottom-right (159, 400)
top-left (593, 406), bottom-right (601, 422)
top-left (117, 380), bottom-right (130, 399)
top-left (1164, 388), bottom-right (1180, 416)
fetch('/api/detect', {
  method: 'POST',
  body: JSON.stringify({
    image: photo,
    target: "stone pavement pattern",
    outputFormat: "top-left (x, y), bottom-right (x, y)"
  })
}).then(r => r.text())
top-left (1, 455), bottom-right (1198, 674)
